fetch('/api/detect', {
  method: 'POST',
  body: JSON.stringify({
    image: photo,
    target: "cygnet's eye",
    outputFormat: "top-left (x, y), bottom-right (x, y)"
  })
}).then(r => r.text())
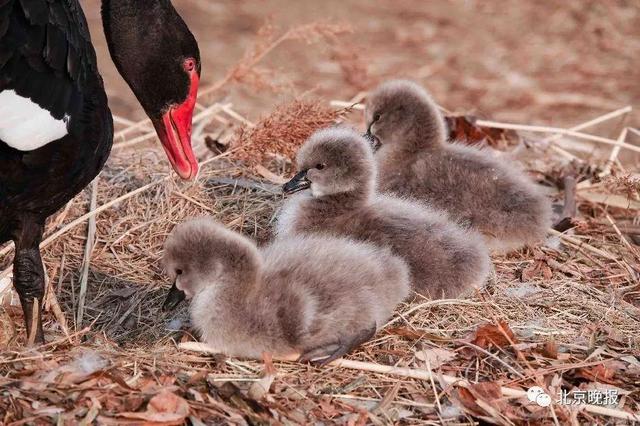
top-left (316, 163), bottom-right (326, 170)
top-left (175, 268), bottom-right (183, 275)
top-left (373, 112), bottom-right (382, 122)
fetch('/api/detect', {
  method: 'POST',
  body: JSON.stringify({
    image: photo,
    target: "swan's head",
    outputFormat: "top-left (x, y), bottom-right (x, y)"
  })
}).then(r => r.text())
top-left (102, 0), bottom-right (201, 180)
top-left (161, 217), bottom-right (259, 311)
top-left (365, 79), bottom-right (446, 149)
top-left (283, 127), bottom-right (375, 198)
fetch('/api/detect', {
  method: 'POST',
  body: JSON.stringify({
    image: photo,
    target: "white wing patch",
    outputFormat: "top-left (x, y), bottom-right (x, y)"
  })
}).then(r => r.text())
top-left (0, 90), bottom-right (69, 151)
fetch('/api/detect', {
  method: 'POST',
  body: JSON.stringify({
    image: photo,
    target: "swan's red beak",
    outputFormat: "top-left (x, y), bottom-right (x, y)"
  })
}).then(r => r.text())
top-left (152, 72), bottom-right (200, 180)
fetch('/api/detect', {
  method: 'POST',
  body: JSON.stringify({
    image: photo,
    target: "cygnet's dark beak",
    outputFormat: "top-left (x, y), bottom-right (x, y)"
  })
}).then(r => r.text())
top-left (363, 128), bottom-right (381, 152)
top-left (283, 170), bottom-right (311, 195)
top-left (162, 281), bottom-right (186, 311)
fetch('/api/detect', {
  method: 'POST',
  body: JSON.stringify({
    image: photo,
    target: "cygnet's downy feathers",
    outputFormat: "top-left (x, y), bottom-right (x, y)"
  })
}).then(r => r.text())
top-left (279, 127), bottom-right (491, 299)
top-left (162, 217), bottom-right (410, 363)
top-left (365, 80), bottom-right (552, 252)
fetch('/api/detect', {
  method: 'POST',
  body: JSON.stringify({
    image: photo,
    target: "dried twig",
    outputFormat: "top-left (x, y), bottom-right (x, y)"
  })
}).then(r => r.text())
top-left (475, 120), bottom-right (640, 154)
top-left (77, 179), bottom-right (99, 327)
top-left (577, 191), bottom-right (640, 210)
top-left (541, 106), bottom-right (631, 144)
top-left (601, 127), bottom-right (629, 176)
top-left (549, 229), bottom-right (617, 261)
top-left (605, 214), bottom-right (639, 259)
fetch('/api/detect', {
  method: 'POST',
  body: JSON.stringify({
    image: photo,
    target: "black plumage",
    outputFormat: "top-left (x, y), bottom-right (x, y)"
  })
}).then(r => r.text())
top-left (0, 0), bottom-right (112, 343)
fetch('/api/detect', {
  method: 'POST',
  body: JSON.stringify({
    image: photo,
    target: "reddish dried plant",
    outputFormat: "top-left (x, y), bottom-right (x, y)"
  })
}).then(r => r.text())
top-left (233, 99), bottom-right (343, 167)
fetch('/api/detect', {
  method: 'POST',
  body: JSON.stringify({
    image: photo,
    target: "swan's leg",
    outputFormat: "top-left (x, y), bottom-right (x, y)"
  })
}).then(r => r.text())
top-left (298, 323), bottom-right (376, 366)
top-left (12, 218), bottom-right (45, 344)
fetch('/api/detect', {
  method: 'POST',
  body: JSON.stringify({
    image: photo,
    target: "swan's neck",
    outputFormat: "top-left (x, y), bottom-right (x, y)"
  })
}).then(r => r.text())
top-left (309, 189), bottom-right (371, 217)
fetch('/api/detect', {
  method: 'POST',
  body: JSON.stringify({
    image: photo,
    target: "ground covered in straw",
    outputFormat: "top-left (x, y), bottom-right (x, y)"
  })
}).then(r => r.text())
top-left (2, 2), bottom-right (640, 424)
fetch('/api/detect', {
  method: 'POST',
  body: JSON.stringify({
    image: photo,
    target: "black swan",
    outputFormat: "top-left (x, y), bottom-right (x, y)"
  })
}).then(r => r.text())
top-left (0, 0), bottom-right (200, 343)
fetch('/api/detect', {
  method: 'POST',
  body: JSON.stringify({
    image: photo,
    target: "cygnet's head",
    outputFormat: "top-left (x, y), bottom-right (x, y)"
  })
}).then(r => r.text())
top-left (283, 127), bottom-right (375, 198)
top-left (161, 217), bottom-right (259, 311)
top-left (365, 80), bottom-right (446, 149)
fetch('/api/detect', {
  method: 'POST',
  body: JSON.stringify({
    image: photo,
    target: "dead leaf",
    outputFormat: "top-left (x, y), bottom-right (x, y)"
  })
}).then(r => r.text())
top-left (318, 397), bottom-right (340, 418)
top-left (118, 390), bottom-right (190, 425)
top-left (148, 390), bottom-right (190, 414)
top-left (80, 396), bottom-right (101, 426)
top-left (541, 341), bottom-right (558, 359)
top-left (454, 387), bottom-right (481, 414)
top-left (444, 115), bottom-right (520, 150)
top-left (415, 347), bottom-right (457, 369)
top-left (157, 374), bottom-right (177, 386)
top-left (186, 370), bottom-right (208, 386)
top-left (542, 265), bottom-right (553, 280)
top-left (521, 263), bottom-right (539, 281)
top-left (468, 382), bottom-right (502, 401)
top-left (471, 320), bottom-right (518, 349)
top-left (576, 362), bottom-right (622, 385)
top-left (454, 382), bottom-right (504, 417)
top-left (521, 260), bottom-right (552, 282)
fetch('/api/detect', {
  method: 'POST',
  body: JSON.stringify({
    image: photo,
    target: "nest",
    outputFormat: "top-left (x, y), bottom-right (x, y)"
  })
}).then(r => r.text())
top-left (1, 21), bottom-right (639, 426)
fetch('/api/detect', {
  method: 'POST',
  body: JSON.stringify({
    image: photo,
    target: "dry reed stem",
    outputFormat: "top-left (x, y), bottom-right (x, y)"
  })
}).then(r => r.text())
top-left (540, 106), bottom-right (632, 162)
top-left (474, 120), bottom-right (640, 153)
top-left (46, 286), bottom-right (69, 342)
top-left (577, 191), bottom-right (640, 210)
top-left (76, 179), bottom-right (98, 327)
top-left (628, 127), bottom-right (640, 138)
top-left (601, 127), bottom-right (629, 176)
top-left (541, 106), bottom-right (632, 144)
top-left (605, 214), bottom-right (639, 259)
top-left (330, 100), bottom-right (365, 110)
top-left (27, 300), bottom-right (38, 346)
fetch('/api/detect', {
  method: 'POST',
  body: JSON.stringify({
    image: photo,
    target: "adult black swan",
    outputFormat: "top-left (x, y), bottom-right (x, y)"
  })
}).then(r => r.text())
top-left (0, 0), bottom-right (201, 343)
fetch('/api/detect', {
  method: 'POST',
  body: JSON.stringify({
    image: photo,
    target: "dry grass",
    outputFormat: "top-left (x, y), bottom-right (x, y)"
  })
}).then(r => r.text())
top-left (199, 21), bottom-right (352, 100)
top-left (233, 98), bottom-right (346, 169)
top-left (1, 20), bottom-right (639, 426)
